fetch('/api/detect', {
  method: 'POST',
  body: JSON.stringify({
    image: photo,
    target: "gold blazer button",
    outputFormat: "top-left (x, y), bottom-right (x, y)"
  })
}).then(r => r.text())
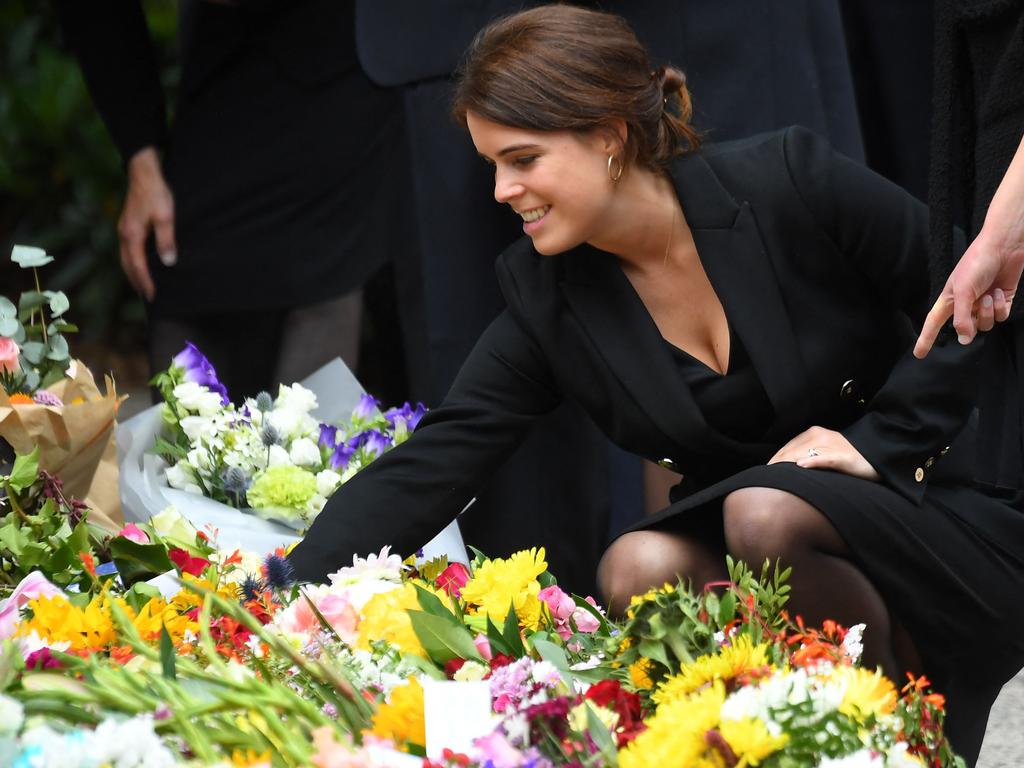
top-left (914, 467), bottom-right (925, 482)
top-left (658, 457), bottom-right (677, 470)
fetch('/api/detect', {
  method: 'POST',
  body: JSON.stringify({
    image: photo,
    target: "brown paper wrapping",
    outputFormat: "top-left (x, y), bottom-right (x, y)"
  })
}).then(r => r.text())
top-left (0, 360), bottom-right (126, 531)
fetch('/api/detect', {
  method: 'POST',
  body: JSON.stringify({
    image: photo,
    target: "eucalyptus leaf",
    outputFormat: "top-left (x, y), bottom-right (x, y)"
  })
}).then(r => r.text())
top-left (47, 291), bottom-right (70, 317)
top-left (23, 369), bottom-right (40, 391)
top-left (18, 291), bottom-right (46, 314)
top-left (47, 321), bottom-right (78, 335)
top-left (11, 245), bottom-right (53, 268)
top-left (40, 365), bottom-right (68, 389)
top-left (0, 317), bottom-right (18, 337)
top-left (12, 324), bottom-right (26, 345)
top-left (46, 334), bottom-right (69, 361)
top-left (21, 340), bottom-right (44, 365)
top-left (0, 296), bottom-right (15, 317)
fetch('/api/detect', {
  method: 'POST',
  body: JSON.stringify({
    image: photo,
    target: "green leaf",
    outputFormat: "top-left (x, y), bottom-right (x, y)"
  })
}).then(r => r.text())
top-left (0, 297), bottom-right (15, 318)
top-left (23, 369), bottom-right (40, 391)
top-left (109, 538), bottom-right (174, 584)
top-left (47, 321), bottom-right (78, 335)
top-left (20, 340), bottom-right (44, 365)
top-left (18, 291), bottom-right (46, 315)
top-left (7, 446), bottom-right (40, 493)
top-left (637, 639), bottom-right (672, 670)
top-left (485, 616), bottom-right (513, 657)
top-left (530, 637), bottom-right (574, 685)
top-left (501, 600), bottom-right (525, 657)
top-left (11, 245), bottom-right (53, 268)
top-left (407, 610), bottom-right (484, 665)
top-left (585, 702), bottom-right (617, 757)
top-left (45, 334), bottom-right (69, 361)
top-left (0, 641), bottom-right (24, 692)
top-left (47, 291), bottom-right (70, 317)
top-left (0, 318), bottom-right (17, 337)
top-left (159, 627), bottom-right (176, 680)
top-left (123, 582), bottom-right (162, 613)
top-left (538, 571), bottom-right (557, 588)
top-left (717, 591), bottom-right (736, 627)
top-left (413, 583), bottom-right (460, 621)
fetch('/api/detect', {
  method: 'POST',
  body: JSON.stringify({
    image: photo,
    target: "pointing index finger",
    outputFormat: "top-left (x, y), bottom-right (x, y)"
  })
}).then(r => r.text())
top-left (914, 295), bottom-right (953, 359)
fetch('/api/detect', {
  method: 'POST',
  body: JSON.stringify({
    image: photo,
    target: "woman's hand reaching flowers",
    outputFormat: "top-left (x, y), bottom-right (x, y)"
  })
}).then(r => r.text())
top-left (768, 425), bottom-right (880, 481)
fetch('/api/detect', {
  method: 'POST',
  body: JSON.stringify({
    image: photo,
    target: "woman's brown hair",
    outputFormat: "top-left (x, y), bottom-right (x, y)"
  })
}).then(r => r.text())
top-left (452, 4), bottom-right (701, 172)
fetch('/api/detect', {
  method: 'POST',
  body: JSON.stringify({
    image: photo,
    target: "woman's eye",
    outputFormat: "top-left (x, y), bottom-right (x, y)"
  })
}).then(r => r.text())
top-left (513, 155), bottom-right (537, 167)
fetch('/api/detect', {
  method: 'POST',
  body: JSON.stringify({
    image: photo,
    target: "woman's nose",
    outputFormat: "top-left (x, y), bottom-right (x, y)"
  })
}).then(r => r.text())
top-left (493, 169), bottom-right (523, 203)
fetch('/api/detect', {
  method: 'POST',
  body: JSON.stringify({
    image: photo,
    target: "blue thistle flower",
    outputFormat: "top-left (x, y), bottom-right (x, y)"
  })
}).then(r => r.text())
top-left (260, 424), bottom-right (281, 447)
top-left (263, 553), bottom-right (295, 589)
top-left (255, 391), bottom-right (274, 412)
top-left (240, 573), bottom-right (265, 602)
top-left (221, 467), bottom-right (250, 507)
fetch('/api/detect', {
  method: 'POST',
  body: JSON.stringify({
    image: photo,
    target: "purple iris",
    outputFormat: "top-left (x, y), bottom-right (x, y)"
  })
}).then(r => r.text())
top-left (384, 402), bottom-right (428, 432)
top-left (353, 393), bottom-right (380, 420)
top-left (173, 342), bottom-right (230, 405)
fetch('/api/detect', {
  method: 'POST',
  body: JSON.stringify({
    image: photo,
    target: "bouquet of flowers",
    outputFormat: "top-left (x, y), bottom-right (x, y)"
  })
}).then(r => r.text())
top-left (0, 245), bottom-right (123, 530)
top-left (150, 343), bottom-right (426, 530)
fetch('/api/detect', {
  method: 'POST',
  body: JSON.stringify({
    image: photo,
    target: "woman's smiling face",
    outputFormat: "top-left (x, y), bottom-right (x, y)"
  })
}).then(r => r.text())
top-left (467, 111), bottom-right (620, 255)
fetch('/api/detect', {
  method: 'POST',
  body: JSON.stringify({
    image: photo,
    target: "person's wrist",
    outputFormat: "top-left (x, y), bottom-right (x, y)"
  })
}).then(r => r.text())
top-left (127, 146), bottom-right (163, 184)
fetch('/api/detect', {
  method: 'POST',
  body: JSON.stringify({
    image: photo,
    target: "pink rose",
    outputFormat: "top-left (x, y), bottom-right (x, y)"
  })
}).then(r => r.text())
top-left (474, 632), bottom-right (493, 661)
top-left (538, 585), bottom-right (575, 621)
top-left (572, 597), bottom-right (603, 634)
top-left (436, 561), bottom-right (471, 598)
top-left (538, 585), bottom-right (602, 641)
top-left (0, 337), bottom-right (19, 375)
top-left (116, 523), bottom-right (150, 545)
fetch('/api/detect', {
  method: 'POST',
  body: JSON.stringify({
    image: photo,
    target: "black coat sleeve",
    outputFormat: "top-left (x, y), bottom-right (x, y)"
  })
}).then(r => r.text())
top-left (55, 0), bottom-right (168, 164)
top-left (288, 309), bottom-right (561, 583)
top-left (782, 125), bottom-right (984, 503)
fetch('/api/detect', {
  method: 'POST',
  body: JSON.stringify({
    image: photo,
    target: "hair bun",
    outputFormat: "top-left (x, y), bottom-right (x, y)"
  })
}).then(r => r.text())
top-left (657, 65), bottom-right (687, 98)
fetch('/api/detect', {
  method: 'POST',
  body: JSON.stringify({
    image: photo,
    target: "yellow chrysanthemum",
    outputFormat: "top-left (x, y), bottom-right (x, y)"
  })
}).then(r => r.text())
top-left (837, 666), bottom-right (898, 720)
top-left (629, 657), bottom-right (655, 690)
top-left (718, 718), bottom-right (789, 766)
top-left (357, 582), bottom-right (450, 657)
top-left (230, 749), bottom-right (271, 767)
top-left (654, 636), bottom-right (771, 705)
top-left (460, 548), bottom-right (547, 630)
top-left (619, 680), bottom-right (726, 768)
top-left (368, 677), bottom-right (426, 748)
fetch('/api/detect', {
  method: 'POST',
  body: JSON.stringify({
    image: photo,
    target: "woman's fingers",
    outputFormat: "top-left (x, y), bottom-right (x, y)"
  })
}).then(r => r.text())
top-left (976, 293), bottom-right (996, 332)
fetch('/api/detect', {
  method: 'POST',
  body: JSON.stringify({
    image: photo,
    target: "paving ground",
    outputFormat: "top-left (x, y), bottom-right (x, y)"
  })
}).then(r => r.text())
top-left (977, 668), bottom-right (1024, 767)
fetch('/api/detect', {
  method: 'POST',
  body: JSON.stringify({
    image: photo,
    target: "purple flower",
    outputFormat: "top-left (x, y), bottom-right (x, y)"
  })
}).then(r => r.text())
top-left (25, 648), bottom-right (62, 670)
top-left (318, 423), bottom-right (338, 449)
top-left (262, 553), bottom-right (295, 589)
top-left (329, 442), bottom-right (355, 470)
top-left (32, 391), bottom-right (63, 407)
top-left (353, 393), bottom-right (380, 420)
top-left (173, 342), bottom-right (229, 405)
top-left (363, 429), bottom-right (393, 458)
top-left (384, 402), bottom-right (428, 431)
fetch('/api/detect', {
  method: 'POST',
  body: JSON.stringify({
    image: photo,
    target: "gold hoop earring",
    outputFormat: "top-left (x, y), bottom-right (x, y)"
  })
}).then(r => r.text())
top-left (607, 154), bottom-right (623, 182)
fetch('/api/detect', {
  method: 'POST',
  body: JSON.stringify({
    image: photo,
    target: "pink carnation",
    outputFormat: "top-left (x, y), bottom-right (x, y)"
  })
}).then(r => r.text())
top-left (0, 571), bottom-right (64, 639)
top-left (0, 337), bottom-right (19, 375)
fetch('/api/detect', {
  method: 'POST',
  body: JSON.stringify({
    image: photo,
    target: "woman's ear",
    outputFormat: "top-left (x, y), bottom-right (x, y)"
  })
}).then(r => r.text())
top-left (599, 118), bottom-right (628, 155)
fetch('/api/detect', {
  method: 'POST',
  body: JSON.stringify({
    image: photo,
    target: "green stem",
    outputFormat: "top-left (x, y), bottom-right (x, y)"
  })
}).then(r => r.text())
top-left (33, 267), bottom-right (47, 346)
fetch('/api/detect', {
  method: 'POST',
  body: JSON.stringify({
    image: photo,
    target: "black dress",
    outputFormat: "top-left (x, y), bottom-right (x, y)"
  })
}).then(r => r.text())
top-left (657, 323), bottom-right (1021, 766)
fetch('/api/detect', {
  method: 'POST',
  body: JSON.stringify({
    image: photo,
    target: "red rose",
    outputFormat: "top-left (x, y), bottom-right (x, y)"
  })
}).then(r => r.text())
top-left (436, 562), bottom-right (471, 598)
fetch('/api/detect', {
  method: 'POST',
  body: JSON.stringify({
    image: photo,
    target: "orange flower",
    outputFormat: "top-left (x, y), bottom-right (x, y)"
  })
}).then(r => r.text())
top-left (79, 551), bottom-right (97, 577)
top-left (8, 393), bottom-right (34, 405)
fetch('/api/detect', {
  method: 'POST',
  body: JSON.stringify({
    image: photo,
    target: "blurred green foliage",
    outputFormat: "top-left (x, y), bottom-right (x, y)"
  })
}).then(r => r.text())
top-left (0, 1), bottom-right (178, 348)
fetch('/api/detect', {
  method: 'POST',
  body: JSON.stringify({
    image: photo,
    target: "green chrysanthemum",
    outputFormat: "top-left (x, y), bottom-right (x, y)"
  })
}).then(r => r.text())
top-left (246, 465), bottom-right (317, 511)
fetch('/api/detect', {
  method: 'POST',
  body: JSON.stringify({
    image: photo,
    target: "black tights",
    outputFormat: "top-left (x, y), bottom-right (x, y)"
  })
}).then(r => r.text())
top-left (597, 487), bottom-right (920, 680)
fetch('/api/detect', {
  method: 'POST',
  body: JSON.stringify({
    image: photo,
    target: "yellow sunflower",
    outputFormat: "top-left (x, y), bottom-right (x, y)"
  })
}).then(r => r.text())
top-left (654, 635), bottom-right (771, 705)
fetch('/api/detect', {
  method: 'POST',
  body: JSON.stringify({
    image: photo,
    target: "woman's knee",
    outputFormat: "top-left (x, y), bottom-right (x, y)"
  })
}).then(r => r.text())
top-left (722, 487), bottom-right (843, 566)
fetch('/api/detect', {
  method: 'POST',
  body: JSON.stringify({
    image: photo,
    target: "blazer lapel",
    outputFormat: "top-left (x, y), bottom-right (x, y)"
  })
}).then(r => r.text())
top-left (561, 245), bottom-right (741, 457)
top-left (670, 154), bottom-right (811, 438)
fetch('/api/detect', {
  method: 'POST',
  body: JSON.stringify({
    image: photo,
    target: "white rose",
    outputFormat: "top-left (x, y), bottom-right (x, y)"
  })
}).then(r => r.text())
top-left (267, 407), bottom-right (302, 440)
top-left (316, 468), bottom-right (342, 497)
top-left (150, 505), bottom-right (199, 543)
top-left (165, 460), bottom-right (197, 490)
top-left (267, 444), bottom-right (291, 467)
top-left (276, 382), bottom-right (318, 413)
top-left (289, 437), bottom-right (321, 468)
top-left (180, 415), bottom-right (217, 443)
top-left (173, 381), bottom-right (224, 416)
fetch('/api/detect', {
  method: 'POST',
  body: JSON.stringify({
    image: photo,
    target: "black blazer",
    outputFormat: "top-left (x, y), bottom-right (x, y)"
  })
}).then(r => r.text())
top-left (289, 126), bottom-right (982, 583)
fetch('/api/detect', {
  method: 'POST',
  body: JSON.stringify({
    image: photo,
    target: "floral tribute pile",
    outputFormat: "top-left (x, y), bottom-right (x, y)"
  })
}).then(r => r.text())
top-left (0, 442), bottom-right (965, 768)
top-left (151, 343), bottom-right (426, 528)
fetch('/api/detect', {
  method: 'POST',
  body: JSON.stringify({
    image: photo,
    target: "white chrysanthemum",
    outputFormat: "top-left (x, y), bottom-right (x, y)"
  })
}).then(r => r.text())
top-left (289, 437), bottom-right (321, 468)
top-left (0, 694), bottom-right (24, 737)
top-left (173, 381), bottom-right (224, 417)
top-left (316, 469), bottom-right (342, 497)
top-left (90, 714), bottom-right (177, 767)
top-left (328, 546), bottom-right (405, 586)
top-left (276, 382), bottom-right (318, 413)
